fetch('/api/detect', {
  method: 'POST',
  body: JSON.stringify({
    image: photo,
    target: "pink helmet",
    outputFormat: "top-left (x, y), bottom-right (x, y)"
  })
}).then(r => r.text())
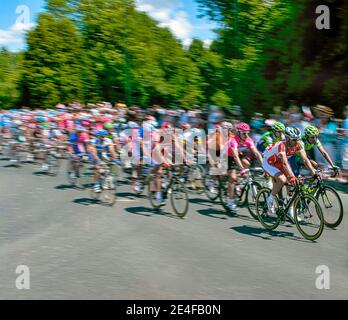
top-left (81, 120), bottom-right (90, 128)
top-left (236, 122), bottom-right (250, 132)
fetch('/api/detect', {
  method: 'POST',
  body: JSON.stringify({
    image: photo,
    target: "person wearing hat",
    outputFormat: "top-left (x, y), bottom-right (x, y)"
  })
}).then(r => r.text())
top-left (313, 105), bottom-right (338, 166)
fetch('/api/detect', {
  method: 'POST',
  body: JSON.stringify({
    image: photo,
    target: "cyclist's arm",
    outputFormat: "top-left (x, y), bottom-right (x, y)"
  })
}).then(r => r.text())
top-left (317, 144), bottom-right (335, 168)
top-left (298, 149), bottom-right (316, 176)
top-left (250, 146), bottom-right (263, 166)
top-left (88, 144), bottom-right (100, 163)
top-left (231, 148), bottom-right (244, 169)
top-left (278, 152), bottom-right (296, 178)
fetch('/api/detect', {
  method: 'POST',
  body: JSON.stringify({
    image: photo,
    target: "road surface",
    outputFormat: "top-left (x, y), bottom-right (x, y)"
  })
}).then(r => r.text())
top-left (0, 160), bottom-right (347, 299)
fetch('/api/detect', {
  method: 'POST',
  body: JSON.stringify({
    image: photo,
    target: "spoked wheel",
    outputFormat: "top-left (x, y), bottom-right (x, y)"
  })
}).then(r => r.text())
top-left (218, 176), bottom-right (234, 216)
top-left (315, 186), bottom-right (343, 228)
top-left (67, 162), bottom-right (83, 188)
top-left (80, 163), bottom-right (94, 190)
top-left (170, 179), bottom-right (189, 218)
top-left (148, 175), bottom-right (162, 210)
top-left (47, 154), bottom-right (61, 176)
top-left (294, 194), bottom-right (324, 241)
top-left (186, 165), bottom-right (205, 195)
top-left (89, 174), bottom-right (102, 202)
top-left (256, 188), bottom-right (282, 230)
top-left (203, 174), bottom-right (220, 202)
top-left (246, 181), bottom-right (262, 220)
top-left (100, 175), bottom-right (117, 207)
top-left (131, 177), bottom-right (144, 195)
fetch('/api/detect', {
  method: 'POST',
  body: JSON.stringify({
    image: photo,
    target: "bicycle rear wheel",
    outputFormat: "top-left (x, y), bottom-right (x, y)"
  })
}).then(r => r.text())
top-left (256, 188), bottom-right (282, 230)
top-left (218, 176), bottom-right (234, 216)
top-left (294, 194), bottom-right (324, 241)
top-left (101, 176), bottom-right (117, 206)
top-left (316, 186), bottom-right (343, 228)
top-left (203, 174), bottom-right (220, 202)
top-left (170, 179), bottom-right (189, 218)
top-left (246, 181), bottom-right (262, 220)
top-left (148, 174), bottom-right (161, 209)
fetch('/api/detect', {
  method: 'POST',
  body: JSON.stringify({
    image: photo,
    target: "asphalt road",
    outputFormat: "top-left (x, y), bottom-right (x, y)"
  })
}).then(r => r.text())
top-left (0, 160), bottom-right (347, 300)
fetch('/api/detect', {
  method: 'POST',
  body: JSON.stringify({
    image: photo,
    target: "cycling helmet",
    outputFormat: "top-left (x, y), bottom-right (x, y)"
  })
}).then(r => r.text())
top-left (285, 127), bottom-right (301, 139)
top-left (271, 121), bottom-right (285, 132)
top-left (81, 120), bottom-right (90, 128)
top-left (236, 122), bottom-right (250, 132)
top-left (96, 130), bottom-right (108, 137)
top-left (304, 125), bottom-right (319, 137)
top-left (13, 120), bottom-right (23, 127)
top-left (104, 122), bottom-right (113, 130)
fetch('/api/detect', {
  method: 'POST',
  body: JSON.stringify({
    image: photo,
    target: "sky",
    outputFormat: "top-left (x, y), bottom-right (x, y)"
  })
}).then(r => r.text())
top-left (0, 0), bottom-right (218, 51)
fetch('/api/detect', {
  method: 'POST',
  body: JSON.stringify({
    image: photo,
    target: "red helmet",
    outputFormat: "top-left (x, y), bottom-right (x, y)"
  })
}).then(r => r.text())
top-left (236, 122), bottom-right (250, 132)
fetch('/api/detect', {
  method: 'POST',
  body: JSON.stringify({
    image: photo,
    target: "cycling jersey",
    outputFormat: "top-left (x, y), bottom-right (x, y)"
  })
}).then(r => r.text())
top-left (228, 134), bottom-right (255, 157)
top-left (257, 131), bottom-right (284, 153)
top-left (262, 140), bottom-right (304, 177)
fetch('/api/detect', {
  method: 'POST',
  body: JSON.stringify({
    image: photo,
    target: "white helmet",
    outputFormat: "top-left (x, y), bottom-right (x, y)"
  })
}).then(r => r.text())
top-left (285, 127), bottom-right (301, 139)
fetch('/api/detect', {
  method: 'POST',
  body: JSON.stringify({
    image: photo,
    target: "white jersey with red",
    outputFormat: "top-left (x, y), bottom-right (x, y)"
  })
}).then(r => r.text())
top-left (262, 140), bottom-right (304, 177)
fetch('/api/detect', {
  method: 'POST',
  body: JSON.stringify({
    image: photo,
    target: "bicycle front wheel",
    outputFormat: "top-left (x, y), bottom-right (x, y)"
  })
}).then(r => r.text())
top-left (316, 186), bottom-right (343, 228)
top-left (170, 179), bottom-right (189, 218)
top-left (256, 188), bottom-right (281, 230)
top-left (293, 194), bottom-right (324, 241)
top-left (246, 181), bottom-right (262, 220)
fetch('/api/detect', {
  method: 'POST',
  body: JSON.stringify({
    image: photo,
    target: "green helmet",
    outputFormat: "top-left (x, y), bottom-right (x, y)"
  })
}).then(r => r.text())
top-left (272, 121), bottom-right (285, 132)
top-left (104, 122), bottom-right (113, 130)
top-left (305, 125), bottom-right (319, 137)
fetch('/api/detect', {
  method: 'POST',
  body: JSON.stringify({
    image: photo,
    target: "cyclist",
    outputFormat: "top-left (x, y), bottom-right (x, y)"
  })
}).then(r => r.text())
top-left (289, 125), bottom-right (339, 176)
top-left (262, 127), bottom-right (318, 219)
top-left (88, 130), bottom-right (118, 193)
top-left (256, 121), bottom-right (286, 188)
top-left (226, 122), bottom-right (263, 212)
top-left (257, 121), bottom-right (285, 153)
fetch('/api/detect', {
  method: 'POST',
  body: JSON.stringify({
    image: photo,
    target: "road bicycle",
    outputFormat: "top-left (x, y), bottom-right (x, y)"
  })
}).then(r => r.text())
top-left (148, 165), bottom-right (189, 218)
top-left (255, 178), bottom-right (324, 241)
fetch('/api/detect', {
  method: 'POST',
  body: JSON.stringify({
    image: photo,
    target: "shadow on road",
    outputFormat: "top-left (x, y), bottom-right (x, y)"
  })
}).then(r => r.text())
top-left (197, 208), bottom-right (228, 220)
top-left (125, 206), bottom-right (154, 217)
top-left (73, 197), bottom-right (98, 206)
top-left (33, 171), bottom-right (49, 176)
top-left (55, 184), bottom-right (77, 190)
top-left (189, 197), bottom-right (214, 207)
top-left (117, 192), bottom-right (144, 200)
top-left (2, 163), bottom-right (21, 168)
top-left (231, 225), bottom-right (308, 242)
top-left (125, 206), bottom-right (181, 219)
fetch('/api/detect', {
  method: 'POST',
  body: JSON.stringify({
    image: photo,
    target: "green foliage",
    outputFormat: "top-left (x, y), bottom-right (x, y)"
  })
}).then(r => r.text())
top-left (2, 0), bottom-right (348, 113)
top-left (0, 49), bottom-right (24, 109)
top-left (197, 0), bottom-right (348, 115)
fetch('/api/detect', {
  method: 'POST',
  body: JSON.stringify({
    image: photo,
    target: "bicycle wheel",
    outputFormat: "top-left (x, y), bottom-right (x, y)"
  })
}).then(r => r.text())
top-left (316, 186), bottom-right (343, 228)
top-left (89, 174), bottom-right (101, 202)
top-left (170, 179), bottom-right (189, 218)
top-left (101, 175), bottom-right (117, 206)
top-left (187, 165), bottom-right (205, 194)
top-left (293, 194), bottom-right (324, 241)
top-left (218, 176), bottom-right (234, 216)
top-left (148, 175), bottom-right (161, 209)
top-left (256, 188), bottom-right (282, 230)
top-left (246, 181), bottom-right (262, 220)
top-left (203, 174), bottom-right (220, 202)
top-left (48, 155), bottom-right (60, 176)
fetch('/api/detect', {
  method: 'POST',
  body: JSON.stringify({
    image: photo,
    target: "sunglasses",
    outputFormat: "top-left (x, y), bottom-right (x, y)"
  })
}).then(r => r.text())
top-left (240, 131), bottom-right (249, 135)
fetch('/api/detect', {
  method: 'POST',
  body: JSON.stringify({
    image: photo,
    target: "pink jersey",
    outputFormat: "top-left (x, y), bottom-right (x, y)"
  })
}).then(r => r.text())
top-left (227, 134), bottom-right (255, 157)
